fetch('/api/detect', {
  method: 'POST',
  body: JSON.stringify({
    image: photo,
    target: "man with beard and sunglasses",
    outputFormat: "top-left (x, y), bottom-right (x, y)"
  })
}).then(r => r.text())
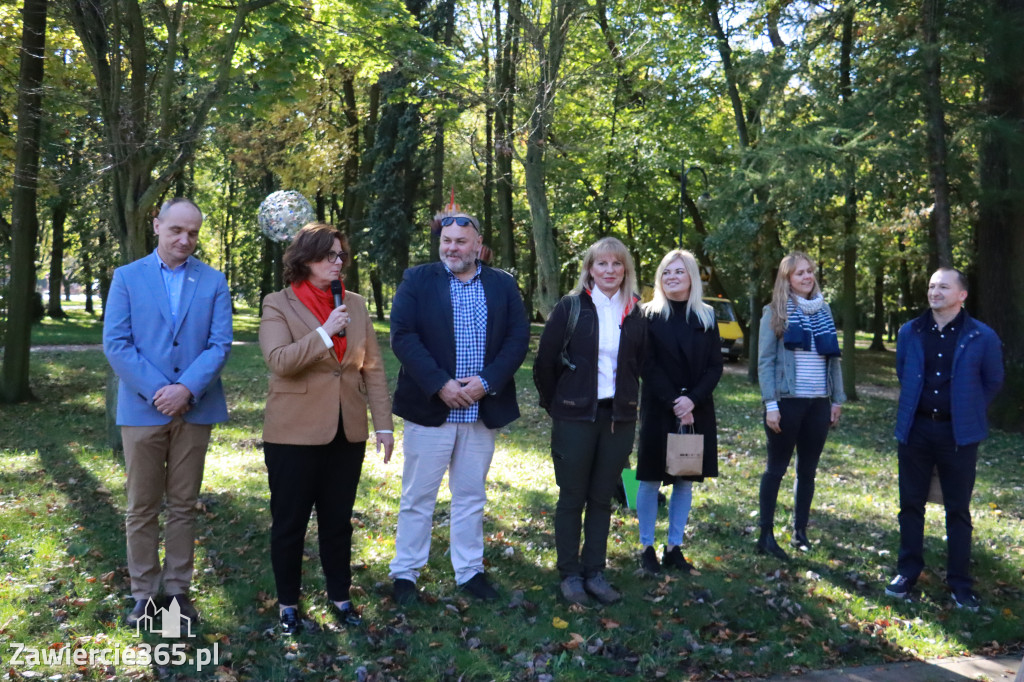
top-left (388, 210), bottom-right (529, 605)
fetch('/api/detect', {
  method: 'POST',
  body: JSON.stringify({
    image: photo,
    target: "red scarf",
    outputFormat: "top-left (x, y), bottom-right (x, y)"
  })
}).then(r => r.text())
top-left (292, 279), bottom-right (347, 362)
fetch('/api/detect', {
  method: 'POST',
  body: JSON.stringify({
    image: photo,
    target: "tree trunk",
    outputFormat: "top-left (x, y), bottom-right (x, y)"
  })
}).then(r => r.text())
top-left (82, 248), bottom-right (95, 315)
top-left (370, 269), bottom-right (386, 321)
top-left (869, 262), bottom-right (887, 351)
top-left (704, 0), bottom-right (784, 382)
top-left (921, 0), bottom-right (953, 269)
top-left (494, 0), bottom-right (519, 270)
top-left (68, 0), bottom-right (277, 264)
top-left (1, 0), bottom-right (48, 403)
top-left (839, 6), bottom-right (859, 401)
top-left (47, 200), bottom-right (69, 319)
top-left (520, 0), bottom-right (580, 318)
top-left (482, 26), bottom-right (495, 251)
top-left (976, 0), bottom-right (1024, 432)
top-left (523, 121), bottom-right (560, 317)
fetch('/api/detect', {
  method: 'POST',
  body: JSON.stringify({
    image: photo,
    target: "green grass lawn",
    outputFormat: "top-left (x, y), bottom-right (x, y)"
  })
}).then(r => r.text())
top-left (2, 312), bottom-right (1022, 680)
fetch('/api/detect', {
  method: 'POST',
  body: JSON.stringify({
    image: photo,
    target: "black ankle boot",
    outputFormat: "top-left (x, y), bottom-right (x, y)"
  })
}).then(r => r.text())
top-left (791, 528), bottom-right (810, 551)
top-left (756, 526), bottom-right (789, 561)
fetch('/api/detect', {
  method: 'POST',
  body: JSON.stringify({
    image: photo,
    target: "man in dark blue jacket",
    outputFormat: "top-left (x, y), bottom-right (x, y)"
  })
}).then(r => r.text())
top-left (885, 268), bottom-right (1003, 610)
top-left (388, 210), bottom-right (529, 605)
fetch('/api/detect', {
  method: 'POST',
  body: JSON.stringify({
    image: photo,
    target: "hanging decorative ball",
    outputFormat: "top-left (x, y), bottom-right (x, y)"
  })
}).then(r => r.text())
top-left (258, 190), bottom-right (315, 243)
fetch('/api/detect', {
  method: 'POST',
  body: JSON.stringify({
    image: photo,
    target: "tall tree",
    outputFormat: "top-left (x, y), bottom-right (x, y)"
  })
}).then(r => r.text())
top-left (838, 4), bottom-right (859, 401)
top-left (2, 0), bottom-right (48, 403)
top-left (976, 0), bottom-right (1024, 431)
top-left (702, 0), bottom-right (785, 381)
top-left (493, 0), bottom-right (520, 270)
top-left (518, 0), bottom-right (583, 318)
top-left (46, 139), bottom-right (83, 319)
top-left (66, 0), bottom-right (278, 263)
top-left (921, 0), bottom-right (953, 269)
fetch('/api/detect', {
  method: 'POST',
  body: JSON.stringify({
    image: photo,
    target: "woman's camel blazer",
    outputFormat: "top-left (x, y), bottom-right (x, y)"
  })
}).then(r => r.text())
top-left (260, 286), bottom-right (393, 445)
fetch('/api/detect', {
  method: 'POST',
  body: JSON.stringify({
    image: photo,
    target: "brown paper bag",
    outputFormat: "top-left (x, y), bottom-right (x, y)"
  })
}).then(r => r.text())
top-left (666, 426), bottom-right (703, 477)
top-left (927, 466), bottom-right (943, 505)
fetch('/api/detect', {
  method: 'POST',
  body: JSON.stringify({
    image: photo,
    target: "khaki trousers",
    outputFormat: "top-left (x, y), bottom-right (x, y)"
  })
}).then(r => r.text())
top-left (389, 421), bottom-right (495, 585)
top-left (122, 418), bottom-right (211, 599)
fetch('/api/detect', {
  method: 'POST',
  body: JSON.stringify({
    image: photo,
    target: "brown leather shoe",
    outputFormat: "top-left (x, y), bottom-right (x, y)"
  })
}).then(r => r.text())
top-left (167, 593), bottom-right (200, 623)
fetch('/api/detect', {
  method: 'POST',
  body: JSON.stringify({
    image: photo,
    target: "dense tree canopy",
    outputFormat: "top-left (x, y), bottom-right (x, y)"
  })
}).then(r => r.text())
top-left (1, 0), bottom-right (1022, 427)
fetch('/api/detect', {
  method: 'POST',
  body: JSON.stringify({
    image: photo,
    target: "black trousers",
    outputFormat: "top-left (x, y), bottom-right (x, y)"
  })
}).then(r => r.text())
top-left (264, 411), bottom-right (366, 604)
top-left (759, 397), bottom-right (831, 532)
top-left (897, 417), bottom-right (978, 591)
top-left (551, 406), bottom-right (636, 579)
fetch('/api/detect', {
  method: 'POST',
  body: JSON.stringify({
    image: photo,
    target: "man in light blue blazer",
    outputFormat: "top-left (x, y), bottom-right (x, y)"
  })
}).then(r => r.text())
top-left (103, 198), bottom-right (232, 628)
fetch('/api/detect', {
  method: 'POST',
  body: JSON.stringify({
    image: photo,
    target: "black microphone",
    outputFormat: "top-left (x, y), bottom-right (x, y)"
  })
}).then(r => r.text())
top-left (330, 279), bottom-right (346, 337)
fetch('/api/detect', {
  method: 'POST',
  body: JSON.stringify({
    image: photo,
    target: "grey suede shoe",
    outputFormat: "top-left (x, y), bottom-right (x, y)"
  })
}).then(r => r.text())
top-left (560, 576), bottom-right (591, 605)
top-left (583, 573), bottom-right (621, 604)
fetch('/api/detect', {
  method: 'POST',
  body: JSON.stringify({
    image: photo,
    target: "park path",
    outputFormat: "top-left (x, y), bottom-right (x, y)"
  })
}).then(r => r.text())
top-left (755, 654), bottom-right (1021, 681)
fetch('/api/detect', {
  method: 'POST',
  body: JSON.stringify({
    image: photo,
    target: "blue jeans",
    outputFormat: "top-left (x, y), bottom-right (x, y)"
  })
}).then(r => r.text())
top-left (896, 417), bottom-right (978, 591)
top-left (637, 480), bottom-right (693, 548)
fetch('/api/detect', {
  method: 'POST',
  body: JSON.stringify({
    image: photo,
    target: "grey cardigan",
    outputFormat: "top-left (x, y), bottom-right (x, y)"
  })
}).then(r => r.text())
top-left (757, 303), bottom-right (846, 406)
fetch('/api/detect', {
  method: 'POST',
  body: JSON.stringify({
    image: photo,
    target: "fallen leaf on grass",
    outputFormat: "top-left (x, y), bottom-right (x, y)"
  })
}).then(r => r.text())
top-left (600, 618), bottom-right (620, 630)
top-left (552, 617), bottom-right (568, 629)
top-left (564, 633), bottom-right (585, 650)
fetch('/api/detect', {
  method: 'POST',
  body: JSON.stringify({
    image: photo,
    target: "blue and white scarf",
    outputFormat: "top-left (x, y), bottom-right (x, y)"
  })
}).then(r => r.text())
top-left (783, 294), bottom-right (840, 357)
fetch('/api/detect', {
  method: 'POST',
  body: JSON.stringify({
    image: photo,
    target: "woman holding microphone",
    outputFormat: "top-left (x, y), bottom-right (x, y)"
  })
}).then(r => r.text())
top-left (260, 223), bottom-right (394, 634)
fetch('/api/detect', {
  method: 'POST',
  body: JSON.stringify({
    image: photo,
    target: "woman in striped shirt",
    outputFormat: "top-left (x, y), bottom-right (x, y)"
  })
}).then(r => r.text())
top-left (756, 252), bottom-right (845, 560)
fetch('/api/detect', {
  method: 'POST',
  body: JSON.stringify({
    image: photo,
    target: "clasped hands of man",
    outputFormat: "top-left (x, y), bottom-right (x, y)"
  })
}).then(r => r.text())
top-left (438, 376), bottom-right (487, 408)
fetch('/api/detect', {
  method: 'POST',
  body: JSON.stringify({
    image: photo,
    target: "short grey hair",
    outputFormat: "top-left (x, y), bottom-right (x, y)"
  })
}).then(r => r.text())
top-left (157, 197), bottom-right (203, 223)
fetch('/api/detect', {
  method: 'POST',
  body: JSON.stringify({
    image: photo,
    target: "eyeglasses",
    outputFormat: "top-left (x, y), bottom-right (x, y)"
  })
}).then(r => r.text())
top-left (324, 250), bottom-right (347, 263)
top-left (440, 216), bottom-right (477, 229)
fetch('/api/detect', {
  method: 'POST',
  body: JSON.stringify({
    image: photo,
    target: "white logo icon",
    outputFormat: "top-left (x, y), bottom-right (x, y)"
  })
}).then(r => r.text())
top-left (134, 597), bottom-right (195, 638)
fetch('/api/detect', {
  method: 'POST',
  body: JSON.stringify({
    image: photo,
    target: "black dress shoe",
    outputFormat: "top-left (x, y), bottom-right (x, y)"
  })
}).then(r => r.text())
top-left (125, 597), bottom-right (158, 627)
top-left (460, 573), bottom-right (499, 601)
top-left (790, 529), bottom-right (811, 551)
top-left (279, 607), bottom-right (302, 636)
top-left (755, 529), bottom-right (790, 561)
top-left (167, 593), bottom-right (200, 623)
top-left (393, 578), bottom-right (418, 606)
top-left (333, 602), bottom-right (363, 627)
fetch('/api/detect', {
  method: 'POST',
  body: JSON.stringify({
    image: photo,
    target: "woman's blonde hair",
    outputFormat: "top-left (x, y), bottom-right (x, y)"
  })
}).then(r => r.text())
top-left (644, 249), bottom-right (715, 330)
top-left (570, 237), bottom-right (638, 299)
top-left (769, 251), bottom-right (820, 338)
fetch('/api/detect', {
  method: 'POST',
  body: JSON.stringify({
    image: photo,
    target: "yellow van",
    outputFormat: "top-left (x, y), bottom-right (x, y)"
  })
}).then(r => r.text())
top-left (703, 296), bottom-right (744, 362)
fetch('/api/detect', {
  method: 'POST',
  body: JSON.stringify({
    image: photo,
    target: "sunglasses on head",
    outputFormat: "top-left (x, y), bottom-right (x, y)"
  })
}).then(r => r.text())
top-left (440, 216), bottom-right (477, 228)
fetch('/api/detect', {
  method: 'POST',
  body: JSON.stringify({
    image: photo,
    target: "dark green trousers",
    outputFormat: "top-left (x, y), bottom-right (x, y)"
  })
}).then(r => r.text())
top-left (551, 408), bottom-right (636, 578)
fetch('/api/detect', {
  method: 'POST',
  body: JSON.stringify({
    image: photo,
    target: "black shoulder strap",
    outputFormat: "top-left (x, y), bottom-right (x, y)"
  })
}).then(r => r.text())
top-left (560, 295), bottom-right (581, 371)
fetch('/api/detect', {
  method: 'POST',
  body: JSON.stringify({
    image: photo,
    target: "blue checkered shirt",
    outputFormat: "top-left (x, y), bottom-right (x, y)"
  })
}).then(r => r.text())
top-left (447, 263), bottom-right (489, 423)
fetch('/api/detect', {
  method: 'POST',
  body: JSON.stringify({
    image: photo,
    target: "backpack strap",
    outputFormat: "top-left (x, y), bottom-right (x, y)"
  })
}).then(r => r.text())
top-left (560, 295), bottom-right (581, 372)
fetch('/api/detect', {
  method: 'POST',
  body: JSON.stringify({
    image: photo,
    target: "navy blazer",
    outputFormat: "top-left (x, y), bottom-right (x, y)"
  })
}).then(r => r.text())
top-left (894, 309), bottom-right (1003, 446)
top-left (390, 262), bottom-right (529, 429)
